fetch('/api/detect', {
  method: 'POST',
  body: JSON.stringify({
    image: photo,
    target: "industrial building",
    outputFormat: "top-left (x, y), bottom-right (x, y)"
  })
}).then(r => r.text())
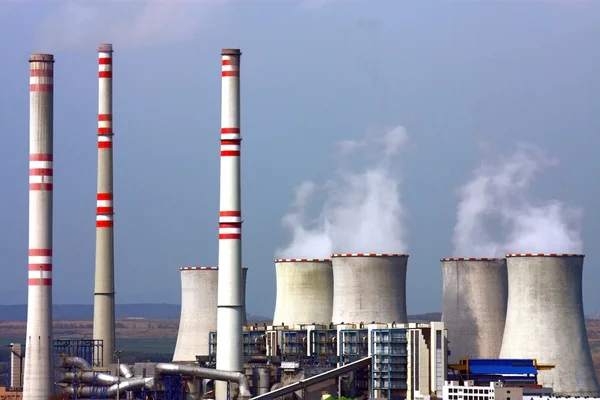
top-left (12, 44), bottom-right (600, 400)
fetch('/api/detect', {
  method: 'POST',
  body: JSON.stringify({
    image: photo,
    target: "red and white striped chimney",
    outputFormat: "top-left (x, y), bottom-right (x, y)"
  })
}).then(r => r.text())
top-left (23, 53), bottom-right (55, 400)
top-left (215, 48), bottom-right (244, 400)
top-left (93, 43), bottom-right (116, 369)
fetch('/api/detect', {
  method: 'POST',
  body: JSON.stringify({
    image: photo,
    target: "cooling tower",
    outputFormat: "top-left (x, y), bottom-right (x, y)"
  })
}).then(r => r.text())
top-left (93, 43), bottom-right (116, 368)
top-left (331, 254), bottom-right (408, 324)
top-left (499, 254), bottom-right (600, 396)
top-left (216, 48), bottom-right (243, 400)
top-left (440, 257), bottom-right (508, 363)
top-left (272, 258), bottom-right (333, 326)
top-left (23, 53), bottom-right (55, 400)
top-left (173, 267), bottom-right (218, 362)
top-left (173, 266), bottom-right (249, 362)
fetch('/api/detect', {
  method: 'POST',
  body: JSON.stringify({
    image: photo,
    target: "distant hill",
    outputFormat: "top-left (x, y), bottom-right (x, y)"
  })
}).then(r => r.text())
top-left (0, 304), bottom-right (270, 322)
top-left (0, 304), bottom-right (444, 323)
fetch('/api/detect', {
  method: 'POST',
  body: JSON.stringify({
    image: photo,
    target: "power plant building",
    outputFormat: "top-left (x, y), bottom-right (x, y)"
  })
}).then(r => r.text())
top-left (331, 254), bottom-right (408, 324)
top-left (441, 257), bottom-right (508, 363)
top-left (499, 253), bottom-right (600, 396)
top-left (272, 258), bottom-right (333, 326)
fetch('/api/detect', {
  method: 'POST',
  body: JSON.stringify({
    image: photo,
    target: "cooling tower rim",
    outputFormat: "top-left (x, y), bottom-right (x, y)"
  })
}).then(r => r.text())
top-left (331, 253), bottom-right (408, 258)
top-left (179, 266), bottom-right (248, 270)
top-left (98, 44), bottom-right (113, 52)
top-left (180, 266), bottom-right (218, 271)
top-left (440, 257), bottom-right (504, 261)
top-left (274, 258), bottom-right (331, 263)
top-left (505, 253), bottom-right (584, 258)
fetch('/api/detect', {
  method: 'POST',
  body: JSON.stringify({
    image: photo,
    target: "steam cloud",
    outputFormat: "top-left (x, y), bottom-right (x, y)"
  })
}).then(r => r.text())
top-left (452, 143), bottom-right (583, 257)
top-left (276, 126), bottom-right (410, 259)
top-left (33, 0), bottom-right (230, 51)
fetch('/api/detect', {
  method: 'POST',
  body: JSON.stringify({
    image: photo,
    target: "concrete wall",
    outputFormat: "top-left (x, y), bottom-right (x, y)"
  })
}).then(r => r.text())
top-left (272, 259), bottom-right (333, 326)
top-left (499, 254), bottom-right (600, 396)
top-left (441, 258), bottom-right (508, 363)
top-left (331, 254), bottom-right (408, 325)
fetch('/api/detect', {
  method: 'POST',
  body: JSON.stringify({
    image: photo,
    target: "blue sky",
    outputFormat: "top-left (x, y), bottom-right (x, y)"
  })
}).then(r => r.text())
top-left (1, 0), bottom-right (599, 317)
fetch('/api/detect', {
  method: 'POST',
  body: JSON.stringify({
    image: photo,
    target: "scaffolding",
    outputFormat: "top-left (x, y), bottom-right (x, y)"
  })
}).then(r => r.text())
top-left (54, 339), bottom-right (104, 368)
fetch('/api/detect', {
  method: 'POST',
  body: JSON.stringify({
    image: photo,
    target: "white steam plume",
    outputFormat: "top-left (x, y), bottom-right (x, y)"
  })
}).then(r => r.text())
top-left (33, 0), bottom-right (229, 51)
top-left (276, 126), bottom-right (410, 259)
top-left (452, 143), bottom-right (583, 257)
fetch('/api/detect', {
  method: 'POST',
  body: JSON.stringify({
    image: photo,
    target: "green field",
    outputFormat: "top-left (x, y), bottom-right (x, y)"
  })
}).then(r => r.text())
top-left (0, 338), bottom-right (176, 356)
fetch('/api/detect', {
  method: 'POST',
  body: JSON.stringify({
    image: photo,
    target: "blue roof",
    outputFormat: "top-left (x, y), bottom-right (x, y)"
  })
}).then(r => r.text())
top-left (467, 359), bottom-right (538, 375)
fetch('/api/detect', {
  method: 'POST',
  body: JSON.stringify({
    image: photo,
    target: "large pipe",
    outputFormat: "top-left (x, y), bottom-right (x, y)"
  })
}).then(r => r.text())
top-left (62, 356), bottom-right (92, 370)
top-left (499, 253), bottom-right (600, 396)
top-left (93, 43), bottom-right (116, 368)
top-left (64, 377), bottom-right (154, 398)
top-left (156, 363), bottom-right (251, 398)
top-left (440, 257), bottom-right (507, 363)
top-left (60, 371), bottom-right (118, 385)
top-left (272, 259), bottom-right (333, 326)
top-left (23, 53), bottom-right (55, 400)
top-left (216, 48), bottom-right (243, 400)
top-left (119, 363), bottom-right (134, 379)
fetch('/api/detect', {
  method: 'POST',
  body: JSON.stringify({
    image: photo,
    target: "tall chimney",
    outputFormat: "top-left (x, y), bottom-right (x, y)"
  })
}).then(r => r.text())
top-left (215, 48), bottom-right (243, 400)
top-left (93, 43), bottom-right (115, 368)
top-left (23, 53), bottom-right (55, 400)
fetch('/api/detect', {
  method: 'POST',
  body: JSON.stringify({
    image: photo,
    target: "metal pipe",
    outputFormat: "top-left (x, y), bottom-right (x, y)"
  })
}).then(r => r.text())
top-left (23, 53), bottom-right (55, 400)
top-left (60, 371), bottom-right (117, 386)
top-left (93, 42), bottom-right (116, 368)
top-left (216, 48), bottom-right (244, 400)
top-left (119, 363), bottom-right (133, 378)
top-left (156, 363), bottom-right (251, 398)
top-left (61, 356), bottom-right (92, 370)
top-left (64, 377), bottom-right (154, 398)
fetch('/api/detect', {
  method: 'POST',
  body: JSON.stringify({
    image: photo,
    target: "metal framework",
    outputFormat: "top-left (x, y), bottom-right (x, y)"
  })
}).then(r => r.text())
top-left (54, 339), bottom-right (104, 368)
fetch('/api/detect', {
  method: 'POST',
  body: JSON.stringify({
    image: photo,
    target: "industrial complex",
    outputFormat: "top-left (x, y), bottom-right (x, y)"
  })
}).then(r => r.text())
top-left (10, 45), bottom-right (600, 400)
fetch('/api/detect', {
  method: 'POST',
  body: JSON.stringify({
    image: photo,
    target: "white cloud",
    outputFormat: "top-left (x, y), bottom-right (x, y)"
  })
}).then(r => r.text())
top-left (33, 0), bottom-right (230, 51)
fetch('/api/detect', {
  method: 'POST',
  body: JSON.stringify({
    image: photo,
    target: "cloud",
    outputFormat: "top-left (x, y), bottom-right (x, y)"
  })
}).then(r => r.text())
top-left (452, 142), bottom-right (583, 257)
top-left (33, 0), bottom-right (230, 51)
top-left (276, 126), bottom-right (410, 258)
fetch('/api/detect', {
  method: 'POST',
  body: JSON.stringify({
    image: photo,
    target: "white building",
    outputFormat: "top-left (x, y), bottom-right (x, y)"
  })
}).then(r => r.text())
top-left (443, 380), bottom-right (522, 400)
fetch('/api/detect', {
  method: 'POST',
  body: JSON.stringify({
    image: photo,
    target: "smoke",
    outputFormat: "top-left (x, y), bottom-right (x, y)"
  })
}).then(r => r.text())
top-left (452, 143), bottom-right (583, 257)
top-left (33, 0), bottom-right (230, 51)
top-left (276, 126), bottom-right (410, 259)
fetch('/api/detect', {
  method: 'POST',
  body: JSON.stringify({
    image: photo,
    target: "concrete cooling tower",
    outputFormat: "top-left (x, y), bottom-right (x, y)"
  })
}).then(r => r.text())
top-left (173, 266), bottom-right (248, 362)
top-left (331, 254), bottom-right (408, 324)
top-left (499, 254), bottom-right (600, 396)
top-left (440, 258), bottom-right (508, 363)
top-left (272, 258), bottom-right (333, 326)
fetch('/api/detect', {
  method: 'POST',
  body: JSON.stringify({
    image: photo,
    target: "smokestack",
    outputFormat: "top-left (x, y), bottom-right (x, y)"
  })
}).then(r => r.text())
top-left (23, 53), bottom-right (55, 400)
top-left (93, 43), bottom-right (116, 368)
top-left (272, 259), bottom-right (333, 326)
top-left (331, 253), bottom-right (408, 324)
top-left (215, 48), bottom-right (243, 400)
top-left (499, 253), bottom-right (600, 396)
top-left (440, 257), bottom-right (508, 363)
